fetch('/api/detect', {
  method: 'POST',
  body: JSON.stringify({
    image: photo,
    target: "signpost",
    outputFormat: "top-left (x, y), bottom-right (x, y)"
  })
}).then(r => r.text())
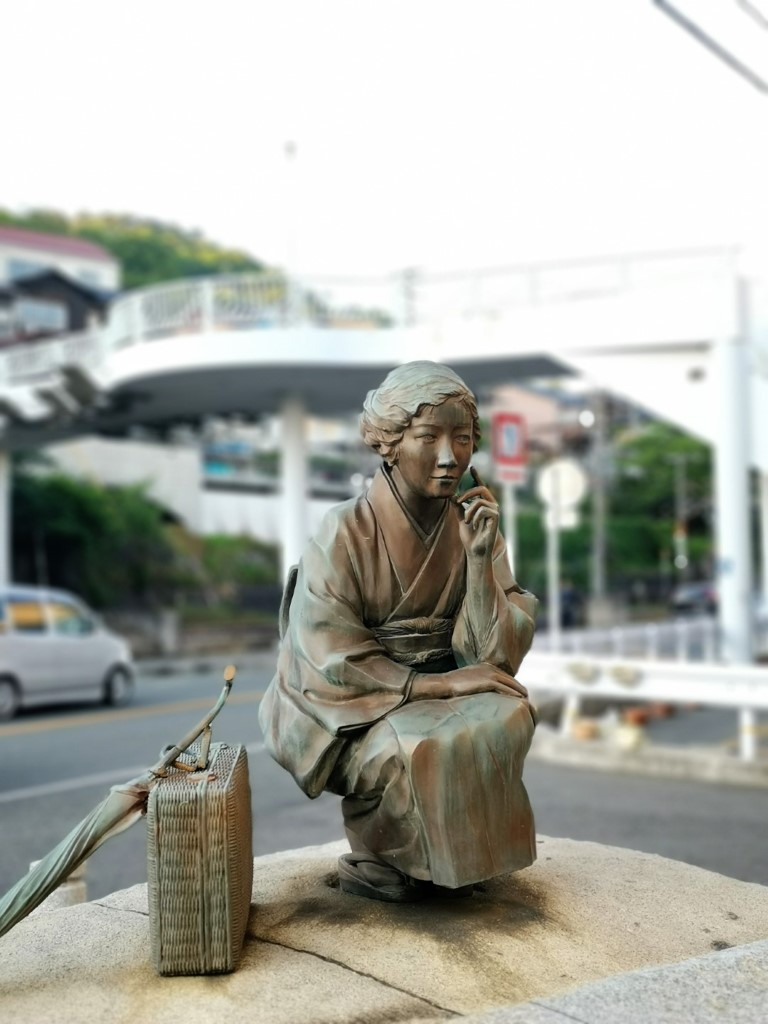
top-left (491, 412), bottom-right (527, 576)
top-left (536, 458), bottom-right (588, 654)
top-left (537, 457), bottom-right (589, 735)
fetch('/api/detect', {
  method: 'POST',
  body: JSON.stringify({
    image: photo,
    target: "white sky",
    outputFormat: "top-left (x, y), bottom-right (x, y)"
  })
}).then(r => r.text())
top-left (3, 0), bottom-right (768, 282)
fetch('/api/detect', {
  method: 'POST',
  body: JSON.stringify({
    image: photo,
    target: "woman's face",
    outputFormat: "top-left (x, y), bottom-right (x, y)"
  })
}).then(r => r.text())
top-left (392, 396), bottom-right (473, 500)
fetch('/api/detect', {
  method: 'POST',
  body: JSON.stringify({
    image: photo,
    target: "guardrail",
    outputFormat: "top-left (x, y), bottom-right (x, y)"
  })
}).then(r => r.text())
top-left (522, 651), bottom-right (768, 761)
top-left (534, 615), bottom-right (768, 664)
top-left (533, 617), bottom-right (721, 661)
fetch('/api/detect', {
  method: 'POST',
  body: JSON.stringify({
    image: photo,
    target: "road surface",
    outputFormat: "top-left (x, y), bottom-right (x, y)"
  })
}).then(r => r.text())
top-left (1, 654), bottom-right (766, 905)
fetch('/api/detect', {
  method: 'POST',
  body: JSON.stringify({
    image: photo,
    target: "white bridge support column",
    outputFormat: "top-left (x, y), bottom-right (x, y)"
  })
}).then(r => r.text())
top-left (0, 451), bottom-right (9, 587)
top-left (760, 471), bottom-right (768, 608)
top-left (713, 311), bottom-right (755, 760)
top-left (280, 395), bottom-right (309, 583)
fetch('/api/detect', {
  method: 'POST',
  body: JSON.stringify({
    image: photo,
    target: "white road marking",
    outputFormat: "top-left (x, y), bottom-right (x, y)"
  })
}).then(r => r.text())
top-left (0, 741), bottom-right (266, 805)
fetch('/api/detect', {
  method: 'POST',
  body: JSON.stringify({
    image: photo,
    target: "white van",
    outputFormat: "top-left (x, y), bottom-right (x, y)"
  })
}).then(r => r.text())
top-left (0, 586), bottom-right (134, 721)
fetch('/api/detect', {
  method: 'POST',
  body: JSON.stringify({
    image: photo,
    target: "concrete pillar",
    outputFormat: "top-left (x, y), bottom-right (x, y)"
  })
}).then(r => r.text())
top-left (0, 451), bottom-right (9, 587)
top-left (280, 395), bottom-right (308, 582)
top-left (712, 318), bottom-right (753, 665)
top-left (760, 471), bottom-right (768, 600)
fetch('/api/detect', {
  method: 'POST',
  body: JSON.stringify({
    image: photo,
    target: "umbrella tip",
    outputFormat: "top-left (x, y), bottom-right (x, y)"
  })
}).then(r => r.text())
top-left (223, 664), bottom-right (237, 684)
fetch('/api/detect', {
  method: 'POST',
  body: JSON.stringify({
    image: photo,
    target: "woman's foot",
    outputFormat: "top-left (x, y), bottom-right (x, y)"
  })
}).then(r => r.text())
top-left (337, 854), bottom-right (429, 903)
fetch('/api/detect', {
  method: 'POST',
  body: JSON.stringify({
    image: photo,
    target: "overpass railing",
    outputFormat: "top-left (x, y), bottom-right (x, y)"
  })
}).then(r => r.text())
top-left (0, 246), bottom-right (741, 387)
top-left (522, 651), bottom-right (768, 762)
top-left (0, 330), bottom-right (106, 386)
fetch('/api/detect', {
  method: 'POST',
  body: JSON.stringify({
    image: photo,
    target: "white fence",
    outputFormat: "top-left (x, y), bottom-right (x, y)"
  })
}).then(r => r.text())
top-left (522, 650), bottom-right (768, 762)
top-left (534, 617), bottom-right (720, 660)
top-left (0, 331), bottom-right (105, 386)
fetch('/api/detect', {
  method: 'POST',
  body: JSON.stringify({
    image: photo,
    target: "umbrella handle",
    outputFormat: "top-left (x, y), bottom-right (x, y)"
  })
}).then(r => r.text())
top-left (150, 665), bottom-right (236, 776)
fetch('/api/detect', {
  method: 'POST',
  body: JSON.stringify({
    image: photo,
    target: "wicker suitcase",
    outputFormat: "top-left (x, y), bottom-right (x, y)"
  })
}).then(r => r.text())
top-left (146, 741), bottom-right (253, 976)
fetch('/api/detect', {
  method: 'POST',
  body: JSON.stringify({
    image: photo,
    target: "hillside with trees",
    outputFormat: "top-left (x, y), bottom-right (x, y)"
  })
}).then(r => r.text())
top-left (0, 208), bottom-right (265, 290)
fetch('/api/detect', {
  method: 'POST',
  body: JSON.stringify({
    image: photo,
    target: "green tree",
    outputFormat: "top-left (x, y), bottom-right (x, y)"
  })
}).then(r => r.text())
top-left (12, 470), bottom-right (179, 608)
top-left (0, 209), bottom-right (265, 290)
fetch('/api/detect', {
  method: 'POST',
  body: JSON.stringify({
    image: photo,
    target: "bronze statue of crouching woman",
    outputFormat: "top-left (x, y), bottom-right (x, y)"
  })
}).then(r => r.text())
top-left (259, 361), bottom-right (538, 901)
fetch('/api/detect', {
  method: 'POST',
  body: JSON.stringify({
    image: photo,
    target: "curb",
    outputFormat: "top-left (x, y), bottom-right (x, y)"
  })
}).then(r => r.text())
top-left (136, 646), bottom-right (279, 678)
top-left (530, 725), bottom-right (768, 789)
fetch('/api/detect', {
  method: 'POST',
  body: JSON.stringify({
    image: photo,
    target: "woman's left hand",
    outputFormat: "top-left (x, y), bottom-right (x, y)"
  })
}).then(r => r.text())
top-left (454, 467), bottom-right (499, 560)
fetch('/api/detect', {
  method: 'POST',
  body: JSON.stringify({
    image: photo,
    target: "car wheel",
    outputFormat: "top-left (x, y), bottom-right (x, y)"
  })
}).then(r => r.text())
top-left (0, 679), bottom-right (19, 722)
top-left (103, 667), bottom-right (135, 707)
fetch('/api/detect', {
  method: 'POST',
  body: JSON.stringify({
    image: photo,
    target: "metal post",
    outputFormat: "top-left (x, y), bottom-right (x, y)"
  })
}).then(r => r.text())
top-left (739, 709), bottom-right (758, 762)
top-left (646, 623), bottom-right (659, 659)
top-left (547, 468), bottom-right (562, 654)
top-left (590, 391), bottom-right (608, 602)
top-left (396, 267), bottom-right (418, 326)
top-left (713, 286), bottom-right (754, 760)
top-left (280, 395), bottom-right (309, 583)
top-left (712, 314), bottom-right (753, 665)
top-left (760, 470), bottom-right (768, 602)
top-left (0, 451), bottom-right (9, 587)
top-left (502, 480), bottom-right (517, 577)
top-left (200, 278), bottom-right (214, 333)
top-left (675, 620), bottom-right (687, 662)
top-left (132, 294), bottom-right (145, 343)
top-left (611, 627), bottom-right (624, 656)
top-left (671, 454), bottom-right (689, 577)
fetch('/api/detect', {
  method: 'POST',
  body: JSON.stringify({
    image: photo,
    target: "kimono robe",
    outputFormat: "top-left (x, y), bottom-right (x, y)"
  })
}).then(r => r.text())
top-left (259, 467), bottom-right (538, 888)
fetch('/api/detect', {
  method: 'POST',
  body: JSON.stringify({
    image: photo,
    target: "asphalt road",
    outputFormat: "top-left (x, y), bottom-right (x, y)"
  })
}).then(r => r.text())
top-left (1, 655), bottom-right (767, 907)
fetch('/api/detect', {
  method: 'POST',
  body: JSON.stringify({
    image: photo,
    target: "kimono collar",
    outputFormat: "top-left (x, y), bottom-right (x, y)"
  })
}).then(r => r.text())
top-left (366, 467), bottom-right (453, 595)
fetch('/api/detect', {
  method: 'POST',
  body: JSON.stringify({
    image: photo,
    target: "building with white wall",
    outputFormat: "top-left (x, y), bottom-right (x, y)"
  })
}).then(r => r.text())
top-left (0, 226), bottom-right (120, 291)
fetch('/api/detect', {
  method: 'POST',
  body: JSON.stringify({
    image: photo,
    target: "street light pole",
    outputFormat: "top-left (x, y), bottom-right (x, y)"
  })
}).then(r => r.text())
top-left (670, 453), bottom-right (690, 577)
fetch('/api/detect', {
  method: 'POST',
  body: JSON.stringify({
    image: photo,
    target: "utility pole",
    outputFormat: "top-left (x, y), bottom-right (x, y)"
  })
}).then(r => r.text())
top-left (670, 453), bottom-right (690, 577)
top-left (397, 267), bottom-right (419, 326)
top-left (589, 392), bottom-right (609, 611)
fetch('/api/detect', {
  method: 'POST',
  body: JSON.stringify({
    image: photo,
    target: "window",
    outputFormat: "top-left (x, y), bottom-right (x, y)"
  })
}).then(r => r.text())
top-left (46, 600), bottom-right (94, 636)
top-left (16, 298), bottom-right (68, 334)
top-left (7, 258), bottom-right (47, 281)
top-left (7, 599), bottom-right (47, 634)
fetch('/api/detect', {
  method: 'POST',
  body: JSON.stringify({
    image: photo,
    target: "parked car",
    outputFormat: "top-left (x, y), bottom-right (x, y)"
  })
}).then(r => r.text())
top-left (670, 581), bottom-right (717, 615)
top-left (0, 586), bottom-right (134, 721)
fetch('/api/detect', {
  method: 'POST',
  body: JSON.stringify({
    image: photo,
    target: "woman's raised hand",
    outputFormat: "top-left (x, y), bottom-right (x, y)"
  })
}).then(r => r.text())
top-left (453, 466), bottom-right (499, 559)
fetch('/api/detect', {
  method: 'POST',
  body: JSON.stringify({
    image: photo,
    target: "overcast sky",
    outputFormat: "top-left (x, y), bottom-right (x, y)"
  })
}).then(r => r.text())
top-left (3, 0), bottom-right (767, 281)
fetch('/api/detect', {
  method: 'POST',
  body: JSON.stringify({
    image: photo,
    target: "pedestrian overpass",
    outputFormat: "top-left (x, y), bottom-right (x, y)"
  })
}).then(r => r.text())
top-left (1, 246), bottom-right (766, 664)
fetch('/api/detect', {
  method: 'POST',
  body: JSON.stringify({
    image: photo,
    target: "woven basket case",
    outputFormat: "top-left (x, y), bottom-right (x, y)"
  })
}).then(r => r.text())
top-left (146, 742), bottom-right (253, 975)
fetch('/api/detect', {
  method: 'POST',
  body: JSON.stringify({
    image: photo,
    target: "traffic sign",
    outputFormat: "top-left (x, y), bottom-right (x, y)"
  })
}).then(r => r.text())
top-left (536, 458), bottom-right (588, 510)
top-left (492, 412), bottom-right (527, 484)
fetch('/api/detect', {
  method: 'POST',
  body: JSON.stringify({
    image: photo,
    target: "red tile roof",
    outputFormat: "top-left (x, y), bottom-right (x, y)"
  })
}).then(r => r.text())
top-left (0, 225), bottom-right (116, 264)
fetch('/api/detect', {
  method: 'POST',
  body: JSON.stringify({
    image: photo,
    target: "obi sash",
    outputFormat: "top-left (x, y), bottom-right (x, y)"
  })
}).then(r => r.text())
top-left (372, 616), bottom-right (456, 672)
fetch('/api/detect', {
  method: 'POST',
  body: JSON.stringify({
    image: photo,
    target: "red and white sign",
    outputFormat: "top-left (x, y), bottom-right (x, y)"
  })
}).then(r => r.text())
top-left (491, 412), bottom-right (527, 485)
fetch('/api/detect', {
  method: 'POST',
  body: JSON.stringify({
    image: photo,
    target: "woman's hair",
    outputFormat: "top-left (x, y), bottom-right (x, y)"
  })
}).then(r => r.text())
top-left (360, 361), bottom-right (481, 464)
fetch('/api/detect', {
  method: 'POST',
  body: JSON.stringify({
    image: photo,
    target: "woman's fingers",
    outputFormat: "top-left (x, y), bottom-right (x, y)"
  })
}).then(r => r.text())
top-left (462, 499), bottom-right (500, 533)
top-left (463, 499), bottom-right (499, 526)
top-left (455, 485), bottom-right (494, 505)
top-left (491, 672), bottom-right (528, 698)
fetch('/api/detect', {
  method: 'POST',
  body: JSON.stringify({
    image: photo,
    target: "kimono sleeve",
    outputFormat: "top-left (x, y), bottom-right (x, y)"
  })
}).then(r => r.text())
top-left (452, 532), bottom-right (538, 676)
top-left (285, 505), bottom-right (415, 736)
